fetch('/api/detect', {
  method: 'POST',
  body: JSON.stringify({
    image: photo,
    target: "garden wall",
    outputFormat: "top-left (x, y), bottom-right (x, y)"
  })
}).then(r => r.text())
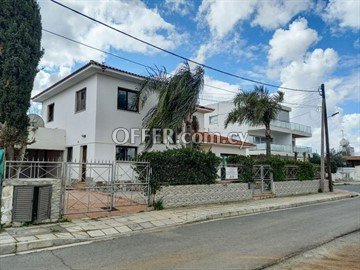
top-left (156, 183), bottom-right (252, 208)
top-left (274, 180), bottom-right (329, 196)
top-left (156, 180), bottom-right (328, 208)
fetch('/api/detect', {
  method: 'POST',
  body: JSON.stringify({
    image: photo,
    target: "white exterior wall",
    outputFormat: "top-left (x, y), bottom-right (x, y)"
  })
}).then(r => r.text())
top-left (28, 127), bottom-right (66, 150)
top-left (201, 144), bottom-right (247, 156)
top-left (42, 76), bottom-right (98, 161)
top-left (37, 70), bottom-right (252, 162)
top-left (204, 101), bottom-right (309, 157)
top-left (94, 73), bottom-right (161, 161)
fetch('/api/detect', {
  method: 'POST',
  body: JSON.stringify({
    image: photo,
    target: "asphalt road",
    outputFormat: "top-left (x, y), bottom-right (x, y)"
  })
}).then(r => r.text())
top-left (335, 184), bottom-right (360, 193)
top-left (1, 198), bottom-right (359, 270)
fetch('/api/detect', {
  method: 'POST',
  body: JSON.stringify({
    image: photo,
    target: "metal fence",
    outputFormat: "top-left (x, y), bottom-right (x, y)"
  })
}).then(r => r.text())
top-left (2, 160), bottom-right (151, 216)
top-left (4, 160), bottom-right (63, 180)
top-left (63, 160), bottom-right (151, 215)
top-left (253, 165), bottom-right (273, 194)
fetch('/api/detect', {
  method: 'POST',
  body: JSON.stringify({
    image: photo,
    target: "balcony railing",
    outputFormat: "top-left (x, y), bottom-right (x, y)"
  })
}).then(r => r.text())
top-left (270, 120), bottom-right (312, 134)
top-left (249, 143), bottom-right (312, 154)
top-left (293, 146), bottom-right (312, 154)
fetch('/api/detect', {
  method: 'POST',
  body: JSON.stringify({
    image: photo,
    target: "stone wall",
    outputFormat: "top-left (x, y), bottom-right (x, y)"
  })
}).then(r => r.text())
top-left (274, 180), bottom-right (329, 197)
top-left (156, 183), bottom-right (252, 208)
top-left (1, 178), bottom-right (62, 225)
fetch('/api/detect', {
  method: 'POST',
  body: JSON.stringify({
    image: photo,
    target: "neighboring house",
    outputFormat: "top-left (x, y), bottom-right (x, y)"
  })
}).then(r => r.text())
top-left (31, 61), bottom-right (252, 163)
top-left (203, 101), bottom-right (312, 158)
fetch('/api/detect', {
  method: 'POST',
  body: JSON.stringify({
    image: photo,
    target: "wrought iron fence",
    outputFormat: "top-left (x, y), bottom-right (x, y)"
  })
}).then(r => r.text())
top-left (4, 160), bottom-right (63, 180)
top-left (253, 165), bottom-right (273, 194)
top-left (63, 160), bottom-right (151, 215)
top-left (2, 160), bottom-right (151, 216)
top-left (285, 165), bottom-right (299, 180)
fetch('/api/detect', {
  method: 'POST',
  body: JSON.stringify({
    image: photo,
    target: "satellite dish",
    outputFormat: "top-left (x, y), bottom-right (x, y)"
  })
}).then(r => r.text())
top-left (28, 114), bottom-right (45, 128)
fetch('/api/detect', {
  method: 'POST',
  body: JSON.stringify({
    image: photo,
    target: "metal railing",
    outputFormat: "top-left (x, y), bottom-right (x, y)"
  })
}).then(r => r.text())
top-left (270, 120), bottom-right (312, 134)
top-left (293, 146), bottom-right (312, 154)
top-left (249, 143), bottom-right (312, 154)
top-left (249, 143), bottom-right (293, 153)
top-left (4, 160), bottom-right (63, 180)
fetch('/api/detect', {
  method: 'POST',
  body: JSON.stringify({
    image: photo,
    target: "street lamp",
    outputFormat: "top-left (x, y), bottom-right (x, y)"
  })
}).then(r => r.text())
top-left (329, 112), bottom-right (339, 118)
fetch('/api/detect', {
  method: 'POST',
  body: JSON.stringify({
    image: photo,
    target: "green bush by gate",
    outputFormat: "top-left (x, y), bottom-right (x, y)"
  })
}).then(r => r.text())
top-left (138, 148), bottom-right (221, 193)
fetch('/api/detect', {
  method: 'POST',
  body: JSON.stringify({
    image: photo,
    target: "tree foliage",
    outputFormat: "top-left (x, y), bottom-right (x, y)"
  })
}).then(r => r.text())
top-left (137, 148), bottom-right (221, 193)
top-left (225, 85), bottom-right (284, 157)
top-left (0, 0), bottom-right (43, 160)
top-left (138, 63), bottom-right (204, 149)
top-left (309, 151), bottom-right (346, 173)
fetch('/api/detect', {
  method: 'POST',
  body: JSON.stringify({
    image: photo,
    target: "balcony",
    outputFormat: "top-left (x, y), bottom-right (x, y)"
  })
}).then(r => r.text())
top-left (293, 146), bottom-right (312, 154)
top-left (248, 120), bottom-right (312, 138)
top-left (249, 143), bottom-right (312, 154)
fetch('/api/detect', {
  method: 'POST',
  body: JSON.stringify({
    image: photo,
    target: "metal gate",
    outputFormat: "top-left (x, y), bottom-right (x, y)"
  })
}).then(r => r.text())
top-left (252, 165), bottom-right (274, 195)
top-left (63, 160), bottom-right (151, 216)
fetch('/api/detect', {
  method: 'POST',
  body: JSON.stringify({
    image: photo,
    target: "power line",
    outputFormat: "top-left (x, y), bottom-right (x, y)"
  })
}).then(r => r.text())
top-left (49, 0), bottom-right (318, 93)
top-left (43, 28), bottom-right (320, 109)
top-left (43, 29), bottom-right (240, 95)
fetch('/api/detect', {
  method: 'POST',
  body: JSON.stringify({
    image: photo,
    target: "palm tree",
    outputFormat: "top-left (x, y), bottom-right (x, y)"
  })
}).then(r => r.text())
top-left (138, 62), bottom-right (204, 149)
top-left (225, 85), bottom-right (284, 157)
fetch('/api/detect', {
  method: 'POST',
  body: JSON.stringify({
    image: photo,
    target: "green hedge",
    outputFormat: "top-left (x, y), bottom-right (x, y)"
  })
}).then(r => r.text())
top-left (227, 155), bottom-right (316, 182)
top-left (138, 148), bottom-right (221, 193)
top-left (226, 155), bottom-right (254, 183)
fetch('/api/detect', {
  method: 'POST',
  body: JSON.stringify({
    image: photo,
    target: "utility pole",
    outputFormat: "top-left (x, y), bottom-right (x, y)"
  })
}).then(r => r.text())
top-left (320, 98), bottom-right (325, 192)
top-left (320, 84), bottom-right (333, 192)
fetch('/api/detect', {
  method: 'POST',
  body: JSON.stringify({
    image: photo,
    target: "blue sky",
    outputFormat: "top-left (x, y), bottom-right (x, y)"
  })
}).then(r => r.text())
top-left (33, 0), bottom-right (359, 153)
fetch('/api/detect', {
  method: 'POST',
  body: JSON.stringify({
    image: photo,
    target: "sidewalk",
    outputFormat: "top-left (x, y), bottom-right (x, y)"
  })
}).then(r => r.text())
top-left (0, 191), bottom-right (357, 255)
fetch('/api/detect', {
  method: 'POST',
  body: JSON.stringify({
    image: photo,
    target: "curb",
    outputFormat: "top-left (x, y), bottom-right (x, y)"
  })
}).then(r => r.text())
top-left (190, 193), bottom-right (355, 223)
top-left (0, 193), bottom-right (356, 256)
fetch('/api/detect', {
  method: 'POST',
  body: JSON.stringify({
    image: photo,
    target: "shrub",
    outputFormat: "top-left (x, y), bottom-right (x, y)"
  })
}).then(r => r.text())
top-left (226, 155), bottom-right (254, 183)
top-left (153, 198), bottom-right (164, 210)
top-left (138, 148), bottom-right (221, 194)
top-left (297, 161), bottom-right (315, 180)
top-left (256, 156), bottom-right (286, 182)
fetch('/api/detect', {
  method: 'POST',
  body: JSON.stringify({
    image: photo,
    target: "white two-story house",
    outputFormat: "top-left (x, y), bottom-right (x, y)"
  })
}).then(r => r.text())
top-left (31, 61), bottom-right (253, 163)
top-left (203, 101), bottom-right (312, 158)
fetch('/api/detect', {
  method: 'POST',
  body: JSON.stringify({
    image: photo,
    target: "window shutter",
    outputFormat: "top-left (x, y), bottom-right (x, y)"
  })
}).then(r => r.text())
top-left (37, 186), bottom-right (52, 221)
top-left (13, 186), bottom-right (34, 222)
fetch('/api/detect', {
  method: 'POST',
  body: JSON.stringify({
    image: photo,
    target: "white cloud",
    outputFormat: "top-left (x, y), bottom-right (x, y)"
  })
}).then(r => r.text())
top-left (200, 76), bottom-right (239, 105)
top-left (33, 0), bottom-right (184, 94)
top-left (280, 48), bottom-right (339, 92)
top-left (324, 0), bottom-right (360, 29)
top-left (252, 0), bottom-right (312, 30)
top-left (268, 18), bottom-right (319, 65)
top-left (164, 0), bottom-right (193, 15)
top-left (198, 0), bottom-right (310, 39)
top-left (198, 0), bottom-right (256, 38)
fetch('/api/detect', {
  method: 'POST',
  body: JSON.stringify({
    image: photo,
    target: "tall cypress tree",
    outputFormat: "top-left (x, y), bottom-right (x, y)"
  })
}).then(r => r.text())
top-left (0, 0), bottom-right (43, 160)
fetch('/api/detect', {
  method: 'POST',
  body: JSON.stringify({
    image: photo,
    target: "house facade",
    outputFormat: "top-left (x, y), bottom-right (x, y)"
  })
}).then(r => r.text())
top-left (203, 101), bottom-right (312, 158)
top-left (31, 61), bottom-right (252, 163)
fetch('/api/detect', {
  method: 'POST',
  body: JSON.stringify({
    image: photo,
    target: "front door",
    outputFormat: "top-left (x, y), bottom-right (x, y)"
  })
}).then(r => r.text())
top-left (81, 145), bottom-right (87, 181)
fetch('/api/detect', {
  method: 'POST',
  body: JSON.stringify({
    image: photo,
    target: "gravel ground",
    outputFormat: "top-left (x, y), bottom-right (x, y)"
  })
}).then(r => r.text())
top-left (266, 231), bottom-right (360, 270)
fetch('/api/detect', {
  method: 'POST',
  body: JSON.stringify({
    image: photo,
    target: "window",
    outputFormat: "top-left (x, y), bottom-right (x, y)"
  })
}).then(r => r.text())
top-left (117, 88), bottom-right (138, 112)
top-left (47, 103), bottom-right (54, 122)
top-left (66, 147), bottom-right (73, 162)
top-left (75, 88), bottom-right (86, 112)
top-left (209, 115), bottom-right (218, 125)
top-left (116, 146), bottom-right (137, 160)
